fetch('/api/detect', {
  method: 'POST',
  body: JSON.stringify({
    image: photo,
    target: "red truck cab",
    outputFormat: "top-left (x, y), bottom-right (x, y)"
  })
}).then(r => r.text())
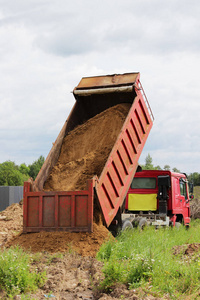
top-left (125, 170), bottom-right (191, 227)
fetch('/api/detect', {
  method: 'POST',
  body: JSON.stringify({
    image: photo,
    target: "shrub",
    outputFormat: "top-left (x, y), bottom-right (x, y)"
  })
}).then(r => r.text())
top-left (0, 247), bottom-right (46, 297)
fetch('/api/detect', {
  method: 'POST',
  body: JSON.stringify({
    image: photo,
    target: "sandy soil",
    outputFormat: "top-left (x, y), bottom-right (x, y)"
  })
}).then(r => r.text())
top-left (6, 223), bottom-right (111, 257)
top-left (44, 103), bottom-right (131, 191)
top-left (0, 203), bottom-right (111, 257)
top-left (172, 243), bottom-right (200, 257)
top-left (0, 202), bottom-right (23, 247)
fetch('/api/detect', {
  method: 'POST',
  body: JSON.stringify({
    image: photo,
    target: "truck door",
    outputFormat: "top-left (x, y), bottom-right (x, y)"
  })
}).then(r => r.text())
top-left (172, 177), bottom-right (182, 211)
top-left (175, 178), bottom-right (187, 207)
top-left (179, 178), bottom-right (190, 223)
top-left (173, 176), bottom-right (190, 224)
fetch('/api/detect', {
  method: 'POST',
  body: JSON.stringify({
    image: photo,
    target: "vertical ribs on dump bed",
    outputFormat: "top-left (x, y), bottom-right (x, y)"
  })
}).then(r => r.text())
top-left (23, 179), bottom-right (94, 232)
top-left (95, 88), bottom-right (153, 227)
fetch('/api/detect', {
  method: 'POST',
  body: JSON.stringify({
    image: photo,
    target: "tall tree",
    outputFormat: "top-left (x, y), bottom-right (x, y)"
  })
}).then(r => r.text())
top-left (28, 156), bottom-right (45, 180)
top-left (172, 167), bottom-right (180, 173)
top-left (144, 153), bottom-right (154, 170)
top-left (19, 163), bottom-right (30, 176)
top-left (164, 165), bottom-right (170, 171)
top-left (155, 165), bottom-right (162, 170)
top-left (188, 172), bottom-right (200, 186)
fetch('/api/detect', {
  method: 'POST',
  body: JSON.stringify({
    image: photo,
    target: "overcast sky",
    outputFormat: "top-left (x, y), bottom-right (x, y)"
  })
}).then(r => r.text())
top-left (0, 0), bottom-right (200, 174)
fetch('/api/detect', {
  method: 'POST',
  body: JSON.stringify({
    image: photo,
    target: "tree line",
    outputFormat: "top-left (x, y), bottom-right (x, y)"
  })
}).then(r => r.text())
top-left (0, 153), bottom-right (199, 186)
top-left (142, 154), bottom-right (200, 186)
top-left (0, 156), bottom-right (45, 186)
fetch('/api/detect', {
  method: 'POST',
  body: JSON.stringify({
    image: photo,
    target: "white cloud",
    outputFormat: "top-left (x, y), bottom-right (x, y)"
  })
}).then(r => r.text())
top-left (0, 0), bottom-right (200, 173)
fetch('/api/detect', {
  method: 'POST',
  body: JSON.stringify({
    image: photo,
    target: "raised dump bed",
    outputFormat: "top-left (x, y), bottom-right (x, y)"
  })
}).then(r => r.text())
top-left (23, 72), bottom-right (154, 232)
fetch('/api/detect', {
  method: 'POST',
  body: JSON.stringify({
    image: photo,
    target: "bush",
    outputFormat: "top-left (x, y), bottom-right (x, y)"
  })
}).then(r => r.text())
top-left (0, 161), bottom-right (29, 186)
top-left (0, 247), bottom-right (46, 297)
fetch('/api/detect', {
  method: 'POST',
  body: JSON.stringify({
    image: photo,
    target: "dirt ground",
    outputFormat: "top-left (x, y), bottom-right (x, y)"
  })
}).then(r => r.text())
top-left (0, 202), bottom-right (23, 247)
top-left (172, 243), bottom-right (200, 257)
top-left (1, 251), bottom-right (166, 300)
top-left (26, 252), bottom-right (171, 300)
top-left (44, 103), bottom-right (131, 191)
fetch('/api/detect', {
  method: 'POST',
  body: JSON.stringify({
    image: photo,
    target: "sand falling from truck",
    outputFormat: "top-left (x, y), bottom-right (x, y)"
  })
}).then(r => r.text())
top-left (44, 103), bottom-right (131, 192)
top-left (6, 103), bottom-right (132, 255)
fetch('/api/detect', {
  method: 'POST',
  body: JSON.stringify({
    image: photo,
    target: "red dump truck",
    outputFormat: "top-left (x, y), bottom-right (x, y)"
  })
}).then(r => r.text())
top-left (23, 72), bottom-right (154, 233)
top-left (123, 170), bottom-right (191, 229)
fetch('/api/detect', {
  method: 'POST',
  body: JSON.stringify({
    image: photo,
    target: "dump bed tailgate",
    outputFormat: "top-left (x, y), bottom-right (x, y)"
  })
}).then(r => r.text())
top-left (23, 180), bottom-right (94, 232)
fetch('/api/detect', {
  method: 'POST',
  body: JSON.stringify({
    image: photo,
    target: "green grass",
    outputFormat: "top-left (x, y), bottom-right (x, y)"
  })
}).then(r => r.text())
top-left (97, 220), bottom-right (200, 299)
top-left (0, 247), bottom-right (46, 298)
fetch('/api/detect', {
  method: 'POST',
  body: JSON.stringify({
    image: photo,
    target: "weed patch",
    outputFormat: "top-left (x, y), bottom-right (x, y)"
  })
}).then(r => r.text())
top-left (97, 222), bottom-right (200, 298)
top-left (0, 246), bottom-right (46, 297)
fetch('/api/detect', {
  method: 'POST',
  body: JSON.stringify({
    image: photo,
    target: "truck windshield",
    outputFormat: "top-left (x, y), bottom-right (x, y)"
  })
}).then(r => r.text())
top-left (131, 177), bottom-right (156, 189)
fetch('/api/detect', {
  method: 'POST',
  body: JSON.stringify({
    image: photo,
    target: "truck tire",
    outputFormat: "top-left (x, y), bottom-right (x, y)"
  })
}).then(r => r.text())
top-left (132, 217), bottom-right (142, 227)
top-left (122, 220), bottom-right (133, 231)
top-left (138, 218), bottom-right (148, 229)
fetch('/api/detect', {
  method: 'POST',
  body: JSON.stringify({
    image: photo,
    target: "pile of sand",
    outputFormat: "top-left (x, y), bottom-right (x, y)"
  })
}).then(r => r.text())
top-left (0, 203), bottom-right (23, 247)
top-left (44, 103), bottom-right (131, 191)
top-left (6, 223), bottom-right (111, 257)
top-left (1, 203), bottom-right (111, 256)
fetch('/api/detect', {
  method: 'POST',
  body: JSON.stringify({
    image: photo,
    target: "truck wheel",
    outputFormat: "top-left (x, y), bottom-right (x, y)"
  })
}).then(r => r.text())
top-left (138, 218), bottom-right (148, 230)
top-left (132, 217), bottom-right (142, 227)
top-left (122, 220), bottom-right (133, 231)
